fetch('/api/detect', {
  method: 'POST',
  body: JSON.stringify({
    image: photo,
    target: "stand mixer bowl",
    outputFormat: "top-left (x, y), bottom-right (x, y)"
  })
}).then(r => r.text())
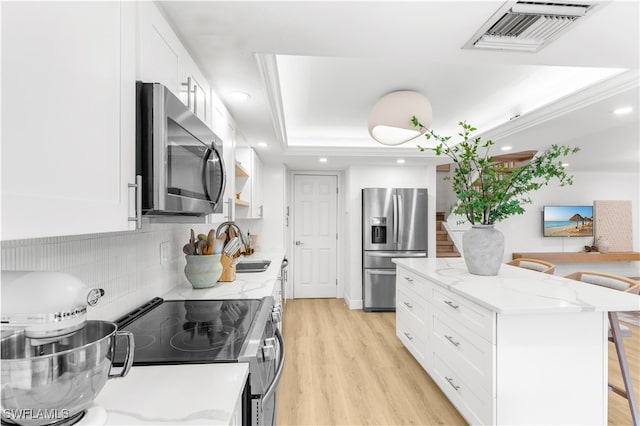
top-left (1, 321), bottom-right (134, 426)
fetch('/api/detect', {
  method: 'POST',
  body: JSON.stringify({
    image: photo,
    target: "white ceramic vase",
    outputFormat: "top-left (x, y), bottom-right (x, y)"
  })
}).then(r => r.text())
top-left (184, 254), bottom-right (223, 288)
top-left (596, 236), bottom-right (610, 254)
top-left (462, 224), bottom-right (504, 276)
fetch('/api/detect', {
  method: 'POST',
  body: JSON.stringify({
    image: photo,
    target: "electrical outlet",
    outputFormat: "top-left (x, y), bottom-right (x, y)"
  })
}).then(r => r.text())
top-left (160, 241), bottom-right (171, 264)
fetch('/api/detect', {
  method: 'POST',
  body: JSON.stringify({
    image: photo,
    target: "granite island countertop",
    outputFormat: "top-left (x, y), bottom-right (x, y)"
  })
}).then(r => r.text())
top-left (393, 257), bottom-right (640, 314)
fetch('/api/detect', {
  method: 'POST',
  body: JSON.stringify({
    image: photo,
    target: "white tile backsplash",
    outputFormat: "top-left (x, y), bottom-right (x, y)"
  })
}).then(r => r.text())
top-left (0, 223), bottom-right (201, 321)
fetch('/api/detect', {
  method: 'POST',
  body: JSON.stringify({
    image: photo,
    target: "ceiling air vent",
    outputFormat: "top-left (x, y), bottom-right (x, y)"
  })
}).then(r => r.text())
top-left (464, 1), bottom-right (597, 52)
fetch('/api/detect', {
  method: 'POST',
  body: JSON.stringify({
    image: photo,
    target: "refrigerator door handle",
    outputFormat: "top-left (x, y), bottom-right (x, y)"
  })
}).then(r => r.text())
top-left (365, 252), bottom-right (427, 258)
top-left (365, 269), bottom-right (397, 276)
top-left (392, 194), bottom-right (398, 244)
top-left (397, 194), bottom-right (403, 245)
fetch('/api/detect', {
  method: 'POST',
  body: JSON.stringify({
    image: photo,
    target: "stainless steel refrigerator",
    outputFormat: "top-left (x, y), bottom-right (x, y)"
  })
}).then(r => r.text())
top-left (362, 188), bottom-right (428, 311)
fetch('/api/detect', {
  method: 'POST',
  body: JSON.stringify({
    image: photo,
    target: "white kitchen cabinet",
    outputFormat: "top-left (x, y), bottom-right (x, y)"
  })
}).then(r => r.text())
top-left (234, 148), bottom-right (264, 219)
top-left (210, 92), bottom-right (237, 222)
top-left (394, 258), bottom-right (632, 425)
top-left (137, 2), bottom-right (211, 126)
top-left (1, 1), bottom-right (136, 240)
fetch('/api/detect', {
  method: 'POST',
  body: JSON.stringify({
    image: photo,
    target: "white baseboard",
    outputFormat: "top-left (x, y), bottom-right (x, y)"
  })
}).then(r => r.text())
top-left (348, 298), bottom-right (363, 310)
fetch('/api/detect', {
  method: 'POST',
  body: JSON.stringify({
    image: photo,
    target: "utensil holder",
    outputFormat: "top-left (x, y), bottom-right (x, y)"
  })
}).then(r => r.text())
top-left (219, 265), bottom-right (236, 282)
top-left (219, 253), bottom-right (236, 282)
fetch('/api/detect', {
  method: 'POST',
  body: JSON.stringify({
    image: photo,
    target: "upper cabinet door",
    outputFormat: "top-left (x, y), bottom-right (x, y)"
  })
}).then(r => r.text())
top-left (1, 1), bottom-right (136, 240)
top-left (138, 2), bottom-right (211, 126)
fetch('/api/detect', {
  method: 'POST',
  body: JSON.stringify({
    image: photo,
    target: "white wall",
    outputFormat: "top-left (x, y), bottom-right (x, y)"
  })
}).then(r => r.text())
top-left (344, 164), bottom-right (437, 309)
top-left (436, 167), bottom-right (457, 215)
top-left (492, 171), bottom-right (640, 276)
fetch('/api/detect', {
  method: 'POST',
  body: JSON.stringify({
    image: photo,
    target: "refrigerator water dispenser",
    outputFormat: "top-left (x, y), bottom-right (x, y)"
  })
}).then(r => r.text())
top-left (370, 217), bottom-right (387, 244)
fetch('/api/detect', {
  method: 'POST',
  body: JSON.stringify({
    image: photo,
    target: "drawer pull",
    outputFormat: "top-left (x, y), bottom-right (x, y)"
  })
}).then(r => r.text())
top-left (444, 300), bottom-right (460, 310)
top-left (444, 335), bottom-right (460, 347)
top-left (403, 332), bottom-right (414, 341)
top-left (404, 276), bottom-right (414, 283)
top-left (403, 302), bottom-right (414, 309)
top-left (445, 376), bottom-right (460, 391)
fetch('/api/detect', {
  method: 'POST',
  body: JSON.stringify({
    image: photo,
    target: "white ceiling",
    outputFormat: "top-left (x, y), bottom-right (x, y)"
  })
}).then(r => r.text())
top-left (158, 0), bottom-right (640, 172)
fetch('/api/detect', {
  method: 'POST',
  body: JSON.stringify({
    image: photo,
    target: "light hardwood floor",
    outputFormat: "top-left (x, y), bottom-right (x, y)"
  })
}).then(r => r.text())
top-left (276, 299), bottom-right (640, 426)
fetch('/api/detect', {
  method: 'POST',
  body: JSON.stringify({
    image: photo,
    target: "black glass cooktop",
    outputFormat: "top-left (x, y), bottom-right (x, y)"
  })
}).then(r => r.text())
top-left (114, 298), bottom-right (262, 365)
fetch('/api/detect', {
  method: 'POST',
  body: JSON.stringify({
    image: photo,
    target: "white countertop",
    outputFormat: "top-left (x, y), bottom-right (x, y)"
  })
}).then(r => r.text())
top-left (393, 257), bottom-right (640, 315)
top-left (95, 363), bottom-right (249, 425)
top-left (162, 250), bottom-right (285, 301)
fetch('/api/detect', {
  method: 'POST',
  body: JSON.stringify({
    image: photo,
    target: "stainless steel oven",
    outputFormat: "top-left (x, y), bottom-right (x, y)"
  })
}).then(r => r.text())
top-left (136, 82), bottom-right (225, 216)
top-left (114, 297), bottom-right (284, 426)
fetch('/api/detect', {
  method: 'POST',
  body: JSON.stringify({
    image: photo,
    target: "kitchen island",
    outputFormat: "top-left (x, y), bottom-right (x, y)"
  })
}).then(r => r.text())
top-left (393, 257), bottom-right (640, 425)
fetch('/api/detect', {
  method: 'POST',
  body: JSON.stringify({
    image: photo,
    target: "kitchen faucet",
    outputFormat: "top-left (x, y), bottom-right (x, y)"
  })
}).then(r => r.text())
top-left (216, 221), bottom-right (248, 246)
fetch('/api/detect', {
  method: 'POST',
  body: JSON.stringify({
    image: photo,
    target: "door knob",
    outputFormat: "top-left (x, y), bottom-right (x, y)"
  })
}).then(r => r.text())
top-left (295, 241), bottom-right (304, 245)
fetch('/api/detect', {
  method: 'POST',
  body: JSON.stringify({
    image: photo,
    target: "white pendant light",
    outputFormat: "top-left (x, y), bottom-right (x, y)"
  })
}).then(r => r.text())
top-left (368, 91), bottom-right (432, 146)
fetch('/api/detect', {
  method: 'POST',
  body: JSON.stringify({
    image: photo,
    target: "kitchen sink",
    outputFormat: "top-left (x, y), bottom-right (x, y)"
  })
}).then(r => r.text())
top-left (235, 260), bottom-right (271, 273)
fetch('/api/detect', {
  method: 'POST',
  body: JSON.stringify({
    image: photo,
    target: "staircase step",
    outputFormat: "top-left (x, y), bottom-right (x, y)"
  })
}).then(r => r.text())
top-left (437, 241), bottom-right (454, 247)
top-left (436, 212), bottom-right (445, 221)
top-left (437, 251), bottom-right (462, 258)
top-left (436, 221), bottom-right (443, 231)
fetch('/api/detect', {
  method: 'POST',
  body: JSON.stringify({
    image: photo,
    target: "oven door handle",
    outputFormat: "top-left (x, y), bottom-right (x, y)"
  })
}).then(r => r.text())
top-left (262, 328), bottom-right (285, 404)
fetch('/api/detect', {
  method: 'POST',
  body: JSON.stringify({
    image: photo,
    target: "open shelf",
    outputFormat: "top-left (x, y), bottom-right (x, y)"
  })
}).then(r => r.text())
top-left (512, 252), bottom-right (640, 263)
top-left (235, 162), bottom-right (249, 177)
top-left (234, 199), bottom-right (250, 207)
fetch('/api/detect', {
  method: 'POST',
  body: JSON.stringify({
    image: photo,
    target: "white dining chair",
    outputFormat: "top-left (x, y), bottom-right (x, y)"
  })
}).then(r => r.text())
top-left (506, 258), bottom-right (556, 274)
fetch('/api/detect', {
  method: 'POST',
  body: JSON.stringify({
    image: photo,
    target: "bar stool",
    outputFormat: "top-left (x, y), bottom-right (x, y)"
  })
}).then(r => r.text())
top-left (506, 258), bottom-right (556, 274)
top-left (564, 271), bottom-right (639, 426)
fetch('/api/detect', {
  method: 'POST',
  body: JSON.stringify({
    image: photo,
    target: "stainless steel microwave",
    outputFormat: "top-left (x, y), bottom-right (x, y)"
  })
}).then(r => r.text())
top-left (136, 82), bottom-right (225, 216)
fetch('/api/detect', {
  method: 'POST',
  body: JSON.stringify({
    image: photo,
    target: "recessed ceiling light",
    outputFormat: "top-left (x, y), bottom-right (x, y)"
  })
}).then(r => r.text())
top-left (319, 157), bottom-right (328, 163)
top-left (397, 159), bottom-right (405, 164)
top-left (231, 91), bottom-right (251, 102)
top-left (501, 146), bottom-right (512, 151)
top-left (257, 142), bottom-right (268, 148)
top-left (613, 106), bottom-right (633, 115)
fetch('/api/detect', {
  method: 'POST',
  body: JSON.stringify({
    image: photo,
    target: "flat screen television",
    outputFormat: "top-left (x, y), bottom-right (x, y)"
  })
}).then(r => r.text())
top-left (543, 205), bottom-right (594, 237)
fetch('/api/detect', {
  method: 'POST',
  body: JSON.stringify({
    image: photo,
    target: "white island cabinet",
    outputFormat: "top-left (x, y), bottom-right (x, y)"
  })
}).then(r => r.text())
top-left (1, 1), bottom-right (136, 240)
top-left (393, 257), bottom-right (640, 425)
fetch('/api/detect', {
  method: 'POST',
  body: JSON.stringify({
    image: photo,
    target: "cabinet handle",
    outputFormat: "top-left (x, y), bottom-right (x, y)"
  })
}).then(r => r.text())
top-left (403, 332), bottom-right (414, 341)
top-left (181, 77), bottom-right (192, 109)
top-left (444, 300), bottom-right (460, 310)
top-left (193, 84), bottom-right (198, 115)
top-left (403, 302), bottom-right (414, 309)
top-left (128, 175), bottom-right (142, 229)
top-left (404, 276), bottom-right (414, 283)
top-left (224, 197), bottom-right (233, 220)
top-left (445, 376), bottom-right (460, 391)
top-left (259, 205), bottom-right (263, 218)
top-left (444, 335), bottom-right (460, 347)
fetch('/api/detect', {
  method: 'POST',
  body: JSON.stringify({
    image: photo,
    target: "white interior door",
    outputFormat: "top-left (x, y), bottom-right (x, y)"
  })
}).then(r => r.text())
top-left (293, 175), bottom-right (337, 298)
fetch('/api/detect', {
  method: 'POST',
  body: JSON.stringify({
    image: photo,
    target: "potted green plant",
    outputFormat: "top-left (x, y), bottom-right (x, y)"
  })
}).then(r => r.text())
top-left (412, 118), bottom-right (579, 275)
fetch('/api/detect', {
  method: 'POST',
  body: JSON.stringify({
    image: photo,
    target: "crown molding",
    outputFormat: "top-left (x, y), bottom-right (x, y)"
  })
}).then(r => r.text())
top-left (482, 69), bottom-right (639, 142)
top-left (255, 53), bottom-right (288, 150)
